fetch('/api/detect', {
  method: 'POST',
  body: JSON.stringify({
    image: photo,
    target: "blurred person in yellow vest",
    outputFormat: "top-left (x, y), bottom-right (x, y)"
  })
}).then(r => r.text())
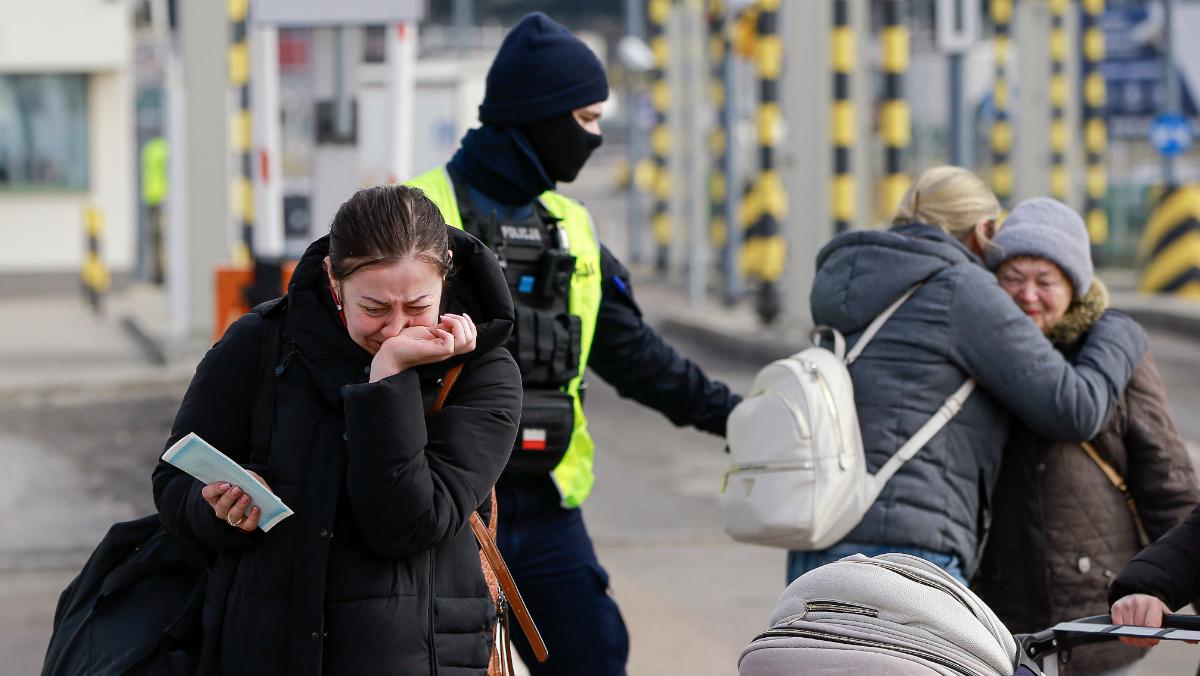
top-left (141, 137), bottom-right (168, 284)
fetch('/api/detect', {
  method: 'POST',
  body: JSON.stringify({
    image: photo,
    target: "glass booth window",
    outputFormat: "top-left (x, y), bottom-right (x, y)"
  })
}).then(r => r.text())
top-left (0, 74), bottom-right (89, 190)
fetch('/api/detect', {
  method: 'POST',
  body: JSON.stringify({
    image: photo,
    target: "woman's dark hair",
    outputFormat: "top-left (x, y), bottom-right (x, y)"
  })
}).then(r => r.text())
top-left (327, 185), bottom-right (451, 280)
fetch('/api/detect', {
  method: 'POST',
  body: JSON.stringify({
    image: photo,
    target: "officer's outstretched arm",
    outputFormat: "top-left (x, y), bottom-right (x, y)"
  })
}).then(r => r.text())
top-left (587, 245), bottom-right (741, 437)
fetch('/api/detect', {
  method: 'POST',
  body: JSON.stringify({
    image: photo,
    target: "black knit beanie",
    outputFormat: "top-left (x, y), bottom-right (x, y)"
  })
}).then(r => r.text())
top-left (478, 12), bottom-right (609, 126)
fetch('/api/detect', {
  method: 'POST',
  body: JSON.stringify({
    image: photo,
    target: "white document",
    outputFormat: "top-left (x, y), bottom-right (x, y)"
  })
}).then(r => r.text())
top-left (161, 432), bottom-right (294, 532)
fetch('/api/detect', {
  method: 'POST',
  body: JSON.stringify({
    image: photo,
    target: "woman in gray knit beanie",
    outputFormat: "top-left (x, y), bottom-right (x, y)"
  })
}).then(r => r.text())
top-left (984, 197), bottom-right (1092, 333)
top-left (975, 197), bottom-right (1200, 676)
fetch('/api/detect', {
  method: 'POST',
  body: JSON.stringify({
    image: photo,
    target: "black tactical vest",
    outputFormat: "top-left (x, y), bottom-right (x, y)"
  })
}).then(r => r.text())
top-left (451, 174), bottom-right (582, 474)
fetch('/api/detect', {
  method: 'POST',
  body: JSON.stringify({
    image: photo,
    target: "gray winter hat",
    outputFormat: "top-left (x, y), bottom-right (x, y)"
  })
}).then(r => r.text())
top-left (985, 197), bottom-right (1093, 297)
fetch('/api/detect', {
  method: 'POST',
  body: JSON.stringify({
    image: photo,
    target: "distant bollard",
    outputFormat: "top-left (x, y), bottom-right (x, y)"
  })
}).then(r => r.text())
top-left (213, 260), bottom-right (297, 343)
top-left (652, 0), bottom-right (672, 274)
top-left (649, 0), bottom-right (673, 273)
top-left (740, 0), bottom-right (785, 325)
top-left (82, 205), bottom-right (110, 315)
top-left (1081, 0), bottom-right (1109, 245)
top-left (1138, 185), bottom-right (1200, 298)
top-left (708, 1), bottom-right (729, 250)
top-left (228, 0), bottom-right (254, 267)
top-left (990, 0), bottom-right (1014, 209)
top-left (1048, 0), bottom-right (1069, 201)
top-left (214, 267), bottom-right (254, 343)
top-left (831, 0), bottom-right (854, 233)
top-left (879, 0), bottom-right (910, 216)
top-left (634, 158), bottom-right (657, 194)
top-left (613, 159), bottom-right (631, 191)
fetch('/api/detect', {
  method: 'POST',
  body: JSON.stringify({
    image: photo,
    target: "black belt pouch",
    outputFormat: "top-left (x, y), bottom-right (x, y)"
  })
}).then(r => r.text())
top-left (504, 389), bottom-right (575, 475)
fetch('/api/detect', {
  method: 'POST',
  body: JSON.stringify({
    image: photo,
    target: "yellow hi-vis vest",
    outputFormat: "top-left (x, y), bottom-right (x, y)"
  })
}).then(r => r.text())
top-left (406, 166), bottom-right (602, 507)
top-left (141, 137), bottom-right (169, 207)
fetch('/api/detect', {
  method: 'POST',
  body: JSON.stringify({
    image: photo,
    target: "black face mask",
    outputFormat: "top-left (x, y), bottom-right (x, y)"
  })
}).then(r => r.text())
top-left (520, 112), bottom-right (603, 183)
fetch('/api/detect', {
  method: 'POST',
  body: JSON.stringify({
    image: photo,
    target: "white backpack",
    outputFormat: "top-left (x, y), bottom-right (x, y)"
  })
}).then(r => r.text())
top-left (722, 286), bottom-right (976, 550)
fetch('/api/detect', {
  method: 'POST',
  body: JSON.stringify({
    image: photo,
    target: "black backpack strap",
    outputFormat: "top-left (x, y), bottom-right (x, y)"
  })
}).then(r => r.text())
top-left (249, 297), bottom-right (287, 466)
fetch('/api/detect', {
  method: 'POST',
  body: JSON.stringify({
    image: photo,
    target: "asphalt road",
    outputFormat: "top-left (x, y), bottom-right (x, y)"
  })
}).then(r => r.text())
top-left (4, 323), bottom-right (1200, 675)
top-left (4, 150), bottom-right (1200, 674)
top-left (0, 386), bottom-right (181, 674)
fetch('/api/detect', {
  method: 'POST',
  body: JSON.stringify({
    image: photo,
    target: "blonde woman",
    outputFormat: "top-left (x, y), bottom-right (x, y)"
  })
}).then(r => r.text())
top-left (789, 167), bottom-right (1148, 584)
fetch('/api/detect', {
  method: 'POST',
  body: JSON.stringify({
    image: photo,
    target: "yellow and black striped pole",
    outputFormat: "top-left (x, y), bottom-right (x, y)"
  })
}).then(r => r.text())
top-left (1139, 186), bottom-right (1200, 297)
top-left (82, 205), bottom-right (110, 315)
top-left (1082, 0), bottom-right (1108, 244)
top-left (1049, 0), bottom-right (1069, 201)
top-left (708, 1), bottom-right (729, 258)
top-left (739, 0), bottom-right (784, 323)
top-left (649, 0), bottom-right (673, 273)
top-left (832, 0), bottom-right (854, 232)
top-left (990, 0), bottom-right (1014, 208)
top-left (880, 0), bottom-right (910, 215)
top-left (229, 0), bottom-right (254, 266)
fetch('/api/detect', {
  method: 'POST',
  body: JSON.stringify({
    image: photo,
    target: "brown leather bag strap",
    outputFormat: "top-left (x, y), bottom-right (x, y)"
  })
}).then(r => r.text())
top-left (433, 364), bottom-right (465, 412)
top-left (431, 365), bottom-right (548, 664)
top-left (1080, 441), bottom-right (1152, 547)
top-left (470, 512), bottom-right (549, 662)
top-left (480, 489), bottom-right (501, 604)
top-left (487, 488), bottom-right (499, 533)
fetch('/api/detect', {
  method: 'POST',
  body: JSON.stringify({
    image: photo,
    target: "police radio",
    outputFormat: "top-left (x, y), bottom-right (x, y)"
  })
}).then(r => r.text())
top-left (536, 249), bottom-right (575, 300)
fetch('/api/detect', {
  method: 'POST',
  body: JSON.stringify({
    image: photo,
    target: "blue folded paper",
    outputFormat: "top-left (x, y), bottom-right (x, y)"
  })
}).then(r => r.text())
top-left (162, 432), bottom-right (294, 531)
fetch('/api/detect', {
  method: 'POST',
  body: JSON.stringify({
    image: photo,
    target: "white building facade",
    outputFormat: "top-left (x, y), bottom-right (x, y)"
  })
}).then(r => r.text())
top-left (0, 0), bottom-right (134, 286)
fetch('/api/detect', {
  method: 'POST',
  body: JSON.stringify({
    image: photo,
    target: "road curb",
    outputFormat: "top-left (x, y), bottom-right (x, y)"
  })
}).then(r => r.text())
top-left (657, 315), bottom-right (801, 365)
top-left (0, 548), bottom-right (93, 574)
top-left (647, 286), bottom-right (1200, 366)
top-left (1114, 302), bottom-right (1200, 338)
top-left (0, 372), bottom-right (193, 408)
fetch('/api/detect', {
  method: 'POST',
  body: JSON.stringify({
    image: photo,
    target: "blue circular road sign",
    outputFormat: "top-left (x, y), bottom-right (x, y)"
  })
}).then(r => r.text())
top-left (1150, 114), bottom-right (1193, 156)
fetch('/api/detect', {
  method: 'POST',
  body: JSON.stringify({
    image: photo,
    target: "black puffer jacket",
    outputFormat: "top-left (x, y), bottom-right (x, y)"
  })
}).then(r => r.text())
top-left (1110, 502), bottom-right (1200, 612)
top-left (974, 281), bottom-right (1200, 674)
top-left (152, 228), bottom-right (521, 675)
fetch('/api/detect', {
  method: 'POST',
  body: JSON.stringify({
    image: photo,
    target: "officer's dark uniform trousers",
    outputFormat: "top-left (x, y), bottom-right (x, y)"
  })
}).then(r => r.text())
top-left (497, 475), bottom-right (628, 675)
top-left (459, 184), bottom-right (740, 676)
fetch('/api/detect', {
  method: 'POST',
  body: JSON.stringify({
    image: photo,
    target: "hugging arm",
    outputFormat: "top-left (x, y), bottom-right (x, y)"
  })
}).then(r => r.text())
top-left (949, 272), bottom-right (1146, 440)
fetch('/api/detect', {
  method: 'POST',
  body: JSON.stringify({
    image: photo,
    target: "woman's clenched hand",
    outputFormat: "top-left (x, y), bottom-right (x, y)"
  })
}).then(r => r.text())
top-left (369, 313), bottom-right (477, 382)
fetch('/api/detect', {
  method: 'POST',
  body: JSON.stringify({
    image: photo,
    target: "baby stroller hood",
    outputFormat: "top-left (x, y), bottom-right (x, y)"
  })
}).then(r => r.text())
top-left (741, 553), bottom-right (1018, 676)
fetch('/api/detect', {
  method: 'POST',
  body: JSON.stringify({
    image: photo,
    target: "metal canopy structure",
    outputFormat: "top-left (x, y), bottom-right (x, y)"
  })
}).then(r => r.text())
top-left (253, 0), bottom-right (424, 26)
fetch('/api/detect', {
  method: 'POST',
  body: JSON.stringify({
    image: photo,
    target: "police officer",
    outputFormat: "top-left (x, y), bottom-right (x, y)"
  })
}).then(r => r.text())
top-left (406, 13), bottom-right (740, 675)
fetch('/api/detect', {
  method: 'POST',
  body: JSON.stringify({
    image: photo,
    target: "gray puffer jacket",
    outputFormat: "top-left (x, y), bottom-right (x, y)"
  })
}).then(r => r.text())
top-left (811, 223), bottom-right (1148, 576)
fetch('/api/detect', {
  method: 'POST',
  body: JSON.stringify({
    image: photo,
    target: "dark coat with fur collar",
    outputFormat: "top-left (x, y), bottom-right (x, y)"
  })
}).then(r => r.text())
top-left (974, 280), bottom-right (1200, 674)
top-left (152, 228), bottom-right (521, 675)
